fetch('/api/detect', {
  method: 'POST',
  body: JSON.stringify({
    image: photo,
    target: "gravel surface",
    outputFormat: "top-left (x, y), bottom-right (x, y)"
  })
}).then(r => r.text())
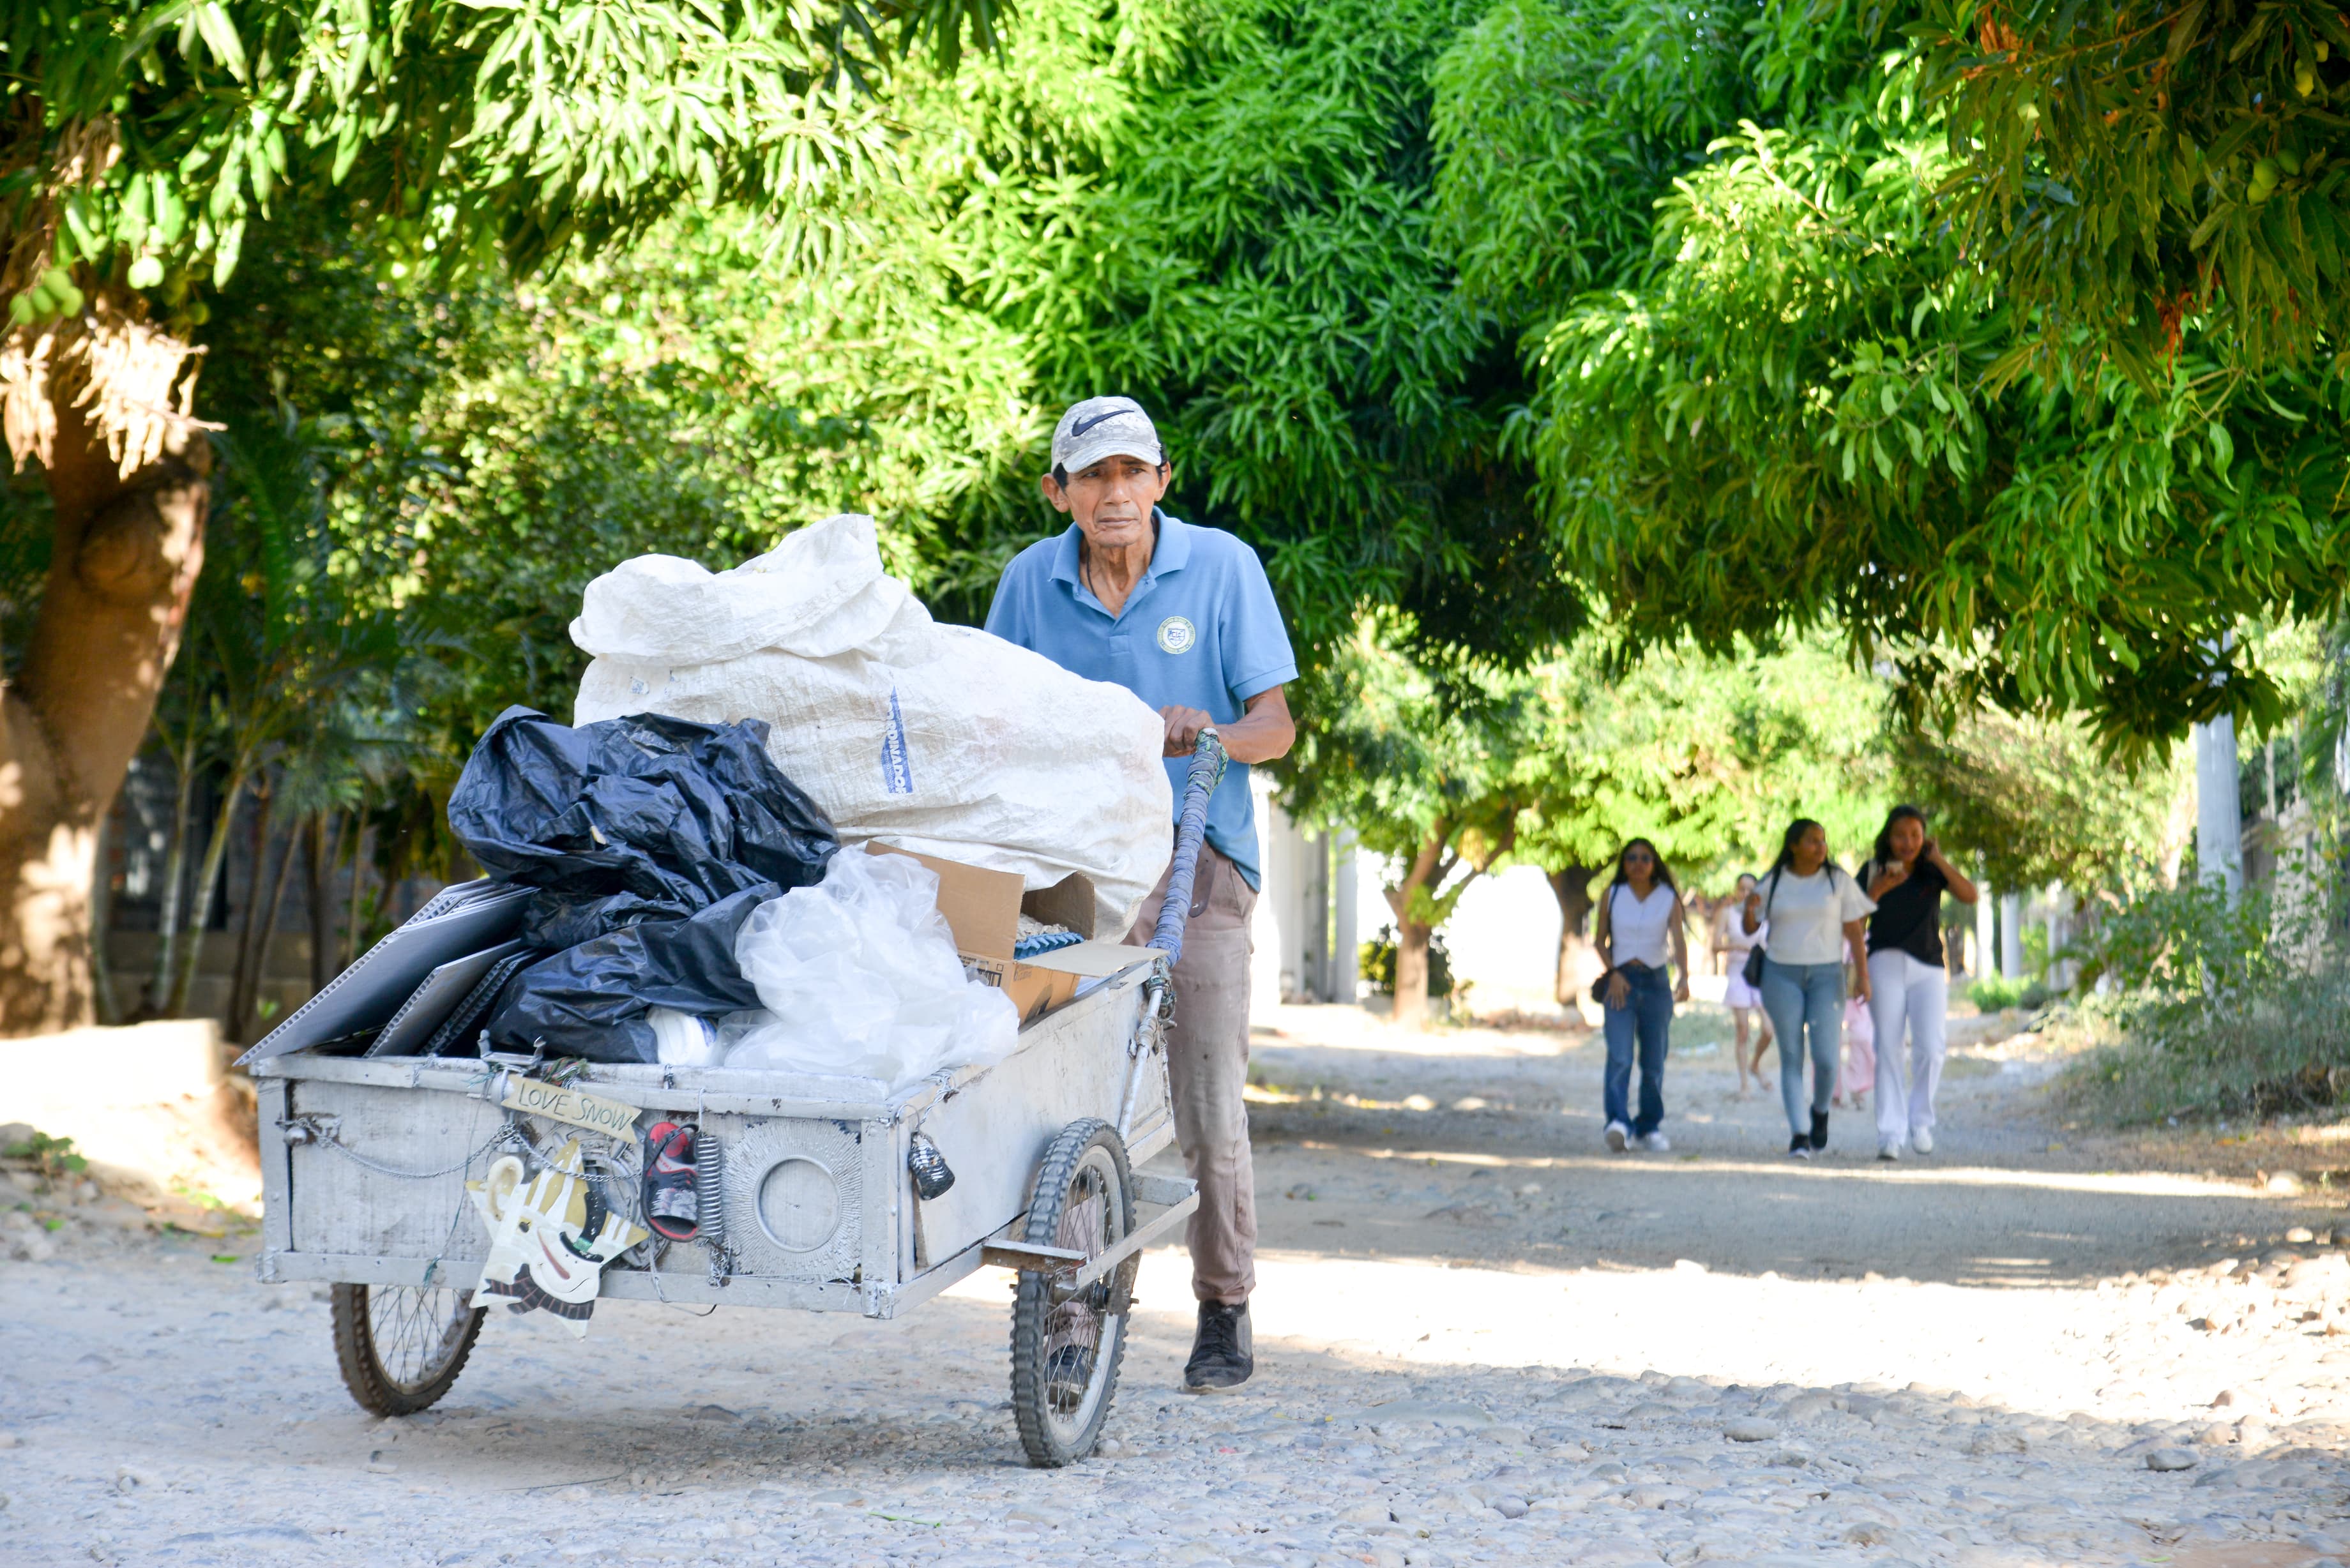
top-left (7, 1002), bottom-right (2350, 1567)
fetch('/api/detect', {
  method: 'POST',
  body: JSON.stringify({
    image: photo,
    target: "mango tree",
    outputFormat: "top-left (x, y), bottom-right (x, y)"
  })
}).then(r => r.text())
top-left (1429, 0), bottom-right (2349, 758)
top-left (0, 0), bottom-right (999, 1032)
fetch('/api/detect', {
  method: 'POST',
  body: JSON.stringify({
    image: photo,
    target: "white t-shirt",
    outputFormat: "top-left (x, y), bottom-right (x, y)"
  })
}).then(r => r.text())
top-left (1754, 866), bottom-right (1876, 966)
top-left (1605, 883), bottom-right (1676, 970)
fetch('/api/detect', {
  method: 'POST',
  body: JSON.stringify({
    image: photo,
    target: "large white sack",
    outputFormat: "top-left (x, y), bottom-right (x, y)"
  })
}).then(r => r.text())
top-left (572, 514), bottom-right (1172, 936)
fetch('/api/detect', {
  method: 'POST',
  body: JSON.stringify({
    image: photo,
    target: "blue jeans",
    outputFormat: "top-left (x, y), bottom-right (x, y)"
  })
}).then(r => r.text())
top-left (1602, 963), bottom-right (1671, 1137)
top-left (1760, 956), bottom-right (1843, 1138)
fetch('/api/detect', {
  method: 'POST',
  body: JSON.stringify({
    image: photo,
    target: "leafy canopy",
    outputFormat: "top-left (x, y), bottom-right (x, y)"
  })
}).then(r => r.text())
top-left (0, 0), bottom-right (1008, 328)
top-left (1917, 0), bottom-right (2350, 386)
top-left (1430, 0), bottom-right (2349, 751)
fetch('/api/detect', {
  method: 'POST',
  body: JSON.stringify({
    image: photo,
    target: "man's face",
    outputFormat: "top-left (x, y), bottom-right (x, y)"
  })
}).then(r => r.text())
top-left (1041, 454), bottom-right (1171, 550)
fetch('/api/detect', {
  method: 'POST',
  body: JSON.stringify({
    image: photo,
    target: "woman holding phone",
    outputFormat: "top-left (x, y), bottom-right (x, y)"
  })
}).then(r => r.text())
top-left (1861, 805), bottom-right (1979, 1159)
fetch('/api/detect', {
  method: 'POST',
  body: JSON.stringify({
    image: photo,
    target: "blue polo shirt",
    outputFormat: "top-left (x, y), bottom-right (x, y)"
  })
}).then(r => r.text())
top-left (985, 511), bottom-right (1296, 889)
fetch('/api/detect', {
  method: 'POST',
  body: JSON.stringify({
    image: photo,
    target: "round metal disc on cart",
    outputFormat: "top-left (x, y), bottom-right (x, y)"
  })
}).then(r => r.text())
top-left (719, 1121), bottom-right (865, 1281)
top-left (755, 1156), bottom-right (842, 1251)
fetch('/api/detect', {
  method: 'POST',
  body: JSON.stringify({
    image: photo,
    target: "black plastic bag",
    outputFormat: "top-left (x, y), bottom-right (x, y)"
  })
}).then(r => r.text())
top-left (445, 707), bottom-right (838, 1062)
top-left (448, 705), bottom-right (837, 942)
top-left (484, 886), bottom-right (775, 1062)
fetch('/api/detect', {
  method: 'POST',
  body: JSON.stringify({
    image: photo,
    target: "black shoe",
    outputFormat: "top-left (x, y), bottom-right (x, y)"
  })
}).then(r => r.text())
top-left (1044, 1343), bottom-right (1096, 1409)
top-left (1810, 1109), bottom-right (1829, 1152)
top-left (1184, 1300), bottom-right (1254, 1391)
top-left (1789, 1135), bottom-right (1814, 1160)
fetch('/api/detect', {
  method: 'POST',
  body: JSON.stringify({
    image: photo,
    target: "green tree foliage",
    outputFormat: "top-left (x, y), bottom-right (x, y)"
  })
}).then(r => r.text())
top-left (0, 0), bottom-right (1008, 1032)
top-left (1, 0), bottom-right (1006, 318)
top-left (203, 0), bottom-right (1588, 767)
top-left (1430, 0), bottom-right (2350, 750)
top-left (879, 0), bottom-right (1581, 661)
top-left (33, 0), bottom-right (1592, 1029)
top-left (1891, 708), bottom-right (2190, 896)
top-left (1513, 631), bottom-right (1891, 881)
top-left (1918, 0), bottom-right (2350, 384)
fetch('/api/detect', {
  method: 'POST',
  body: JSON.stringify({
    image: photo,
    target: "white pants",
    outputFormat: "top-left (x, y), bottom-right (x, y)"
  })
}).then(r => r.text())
top-left (1869, 949), bottom-right (1948, 1144)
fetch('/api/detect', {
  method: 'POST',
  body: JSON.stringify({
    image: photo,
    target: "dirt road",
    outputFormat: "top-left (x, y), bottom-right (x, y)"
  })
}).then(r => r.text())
top-left (6, 1000), bottom-right (2349, 1568)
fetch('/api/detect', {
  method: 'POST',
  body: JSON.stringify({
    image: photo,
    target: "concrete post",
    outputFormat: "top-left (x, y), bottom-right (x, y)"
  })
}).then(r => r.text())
top-left (1298, 828), bottom-right (1328, 1000)
top-left (1331, 828), bottom-right (1360, 1004)
top-left (1975, 883), bottom-right (1996, 980)
top-left (2194, 714), bottom-right (2244, 903)
top-left (1998, 892), bottom-right (2024, 979)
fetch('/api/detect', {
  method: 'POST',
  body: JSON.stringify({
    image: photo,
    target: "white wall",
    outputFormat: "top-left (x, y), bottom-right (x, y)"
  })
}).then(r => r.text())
top-left (1440, 864), bottom-right (1565, 1015)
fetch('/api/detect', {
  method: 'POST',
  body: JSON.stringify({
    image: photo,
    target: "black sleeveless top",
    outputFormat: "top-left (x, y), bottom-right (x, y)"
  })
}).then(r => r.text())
top-left (1863, 857), bottom-right (1946, 965)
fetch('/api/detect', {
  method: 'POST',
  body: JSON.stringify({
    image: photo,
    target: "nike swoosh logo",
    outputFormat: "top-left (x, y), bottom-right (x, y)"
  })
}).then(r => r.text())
top-left (1068, 411), bottom-right (1127, 439)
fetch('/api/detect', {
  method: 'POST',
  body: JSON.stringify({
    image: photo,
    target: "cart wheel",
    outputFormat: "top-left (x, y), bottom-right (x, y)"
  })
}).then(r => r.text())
top-left (330, 1283), bottom-right (487, 1417)
top-left (1010, 1118), bottom-right (1135, 1467)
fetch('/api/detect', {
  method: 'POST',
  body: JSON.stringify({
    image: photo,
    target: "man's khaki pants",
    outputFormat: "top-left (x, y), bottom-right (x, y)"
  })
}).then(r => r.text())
top-left (1123, 841), bottom-right (1257, 1306)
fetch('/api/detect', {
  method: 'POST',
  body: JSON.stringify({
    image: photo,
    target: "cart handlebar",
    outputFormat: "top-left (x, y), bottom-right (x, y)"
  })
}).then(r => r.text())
top-left (1148, 729), bottom-right (1229, 964)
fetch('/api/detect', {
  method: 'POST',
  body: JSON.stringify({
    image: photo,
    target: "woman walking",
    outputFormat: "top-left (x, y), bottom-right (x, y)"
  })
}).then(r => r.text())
top-left (1743, 820), bottom-right (1876, 1159)
top-left (1717, 872), bottom-right (1774, 1097)
top-left (1593, 838), bottom-right (1690, 1153)
top-left (1862, 805), bottom-right (1979, 1160)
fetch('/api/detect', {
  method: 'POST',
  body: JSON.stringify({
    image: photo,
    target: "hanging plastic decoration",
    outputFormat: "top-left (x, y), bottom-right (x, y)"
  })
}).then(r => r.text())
top-left (466, 1139), bottom-right (648, 1338)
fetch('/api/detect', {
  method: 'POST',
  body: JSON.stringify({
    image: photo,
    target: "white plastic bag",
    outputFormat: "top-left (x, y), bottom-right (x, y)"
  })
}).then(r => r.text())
top-left (570, 514), bottom-right (1172, 937)
top-left (646, 1007), bottom-right (723, 1068)
top-left (721, 849), bottom-right (1019, 1089)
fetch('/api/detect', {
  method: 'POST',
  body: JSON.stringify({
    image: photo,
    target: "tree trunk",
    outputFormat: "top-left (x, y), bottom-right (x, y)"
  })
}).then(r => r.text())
top-left (0, 282), bottom-right (213, 1037)
top-left (144, 714), bottom-right (200, 1016)
top-left (305, 811), bottom-right (341, 994)
top-left (342, 814), bottom-right (370, 970)
top-left (1383, 828), bottom-right (1450, 1030)
top-left (166, 764), bottom-right (247, 1018)
top-left (1547, 866), bottom-right (1598, 1005)
top-left (1391, 917), bottom-right (1434, 1028)
top-left (227, 778), bottom-right (273, 1034)
top-left (236, 815), bottom-right (298, 1043)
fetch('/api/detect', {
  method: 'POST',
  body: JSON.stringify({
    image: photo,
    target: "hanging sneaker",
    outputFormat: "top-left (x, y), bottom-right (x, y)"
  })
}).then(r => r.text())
top-left (643, 1122), bottom-right (700, 1242)
top-left (1184, 1301), bottom-right (1254, 1392)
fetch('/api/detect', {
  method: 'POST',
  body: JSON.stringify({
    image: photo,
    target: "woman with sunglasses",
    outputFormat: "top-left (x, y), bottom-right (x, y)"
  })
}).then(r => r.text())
top-left (1592, 838), bottom-right (1690, 1152)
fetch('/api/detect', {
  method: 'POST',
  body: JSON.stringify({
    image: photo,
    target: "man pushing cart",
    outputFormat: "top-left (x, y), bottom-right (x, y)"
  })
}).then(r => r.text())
top-left (987, 396), bottom-right (1299, 1392)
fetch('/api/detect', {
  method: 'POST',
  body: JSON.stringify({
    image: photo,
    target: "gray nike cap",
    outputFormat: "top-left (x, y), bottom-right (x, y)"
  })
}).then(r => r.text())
top-left (1051, 395), bottom-right (1164, 476)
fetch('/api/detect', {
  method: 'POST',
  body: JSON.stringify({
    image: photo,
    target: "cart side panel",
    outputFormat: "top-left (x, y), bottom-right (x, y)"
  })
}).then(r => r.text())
top-left (859, 1115), bottom-right (900, 1290)
top-left (284, 1080), bottom-right (501, 1263)
top-left (256, 1079), bottom-right (294, 1270)
top-left (910, 981), bottom-right (1144, 1259)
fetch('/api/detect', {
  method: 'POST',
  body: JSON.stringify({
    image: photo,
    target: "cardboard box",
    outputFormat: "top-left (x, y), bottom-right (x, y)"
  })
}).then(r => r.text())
top-left (864, 843), bottom-right (1161, 1025)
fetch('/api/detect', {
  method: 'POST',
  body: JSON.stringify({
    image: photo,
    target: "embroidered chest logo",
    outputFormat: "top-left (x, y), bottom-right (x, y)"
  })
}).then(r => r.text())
top-left (1156, 615), bottom-right (1197, 655)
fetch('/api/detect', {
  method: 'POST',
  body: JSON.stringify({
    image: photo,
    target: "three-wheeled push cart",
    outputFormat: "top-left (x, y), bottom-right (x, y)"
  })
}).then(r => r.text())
top-left (243, 738), bottom-right (1228, 1467)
